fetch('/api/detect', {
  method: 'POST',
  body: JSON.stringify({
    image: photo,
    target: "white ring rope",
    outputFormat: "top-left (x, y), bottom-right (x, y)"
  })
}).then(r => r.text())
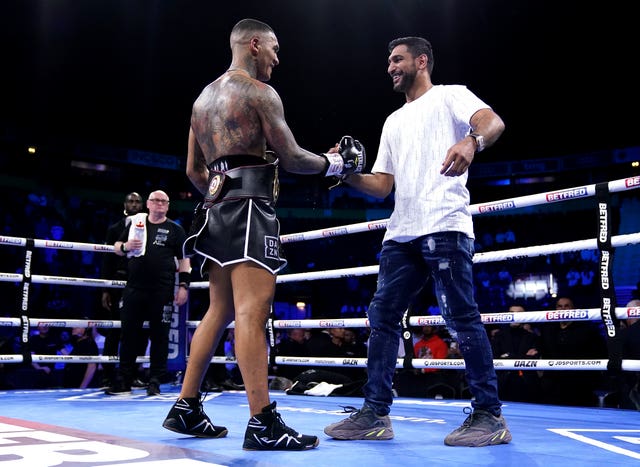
top-left (1, 176), bottom-right (639, 372)
top-left (2, 232), bottom-right (638, 288)
top-left (273, 357), bottom-right (640, 372)
top-left (212, 356), bottom-right (640, 372)
top-left (0, 355), bottom-right (149, 364)
top-left (1, 305), bottom-right (637, 331)
top-left (3, 176), bottom-right (638, 253)
top-left (4, 354), bottom-right (638, 372)
top-left (278, 175), bottom-right (640, 243)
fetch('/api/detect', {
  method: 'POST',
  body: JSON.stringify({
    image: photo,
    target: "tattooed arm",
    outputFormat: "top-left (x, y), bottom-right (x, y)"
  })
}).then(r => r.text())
top-left (186, 126), bottom-right (209, 196)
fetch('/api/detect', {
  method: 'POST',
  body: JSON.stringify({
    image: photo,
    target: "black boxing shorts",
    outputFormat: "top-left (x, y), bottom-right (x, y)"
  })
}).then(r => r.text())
top-left (184, 155), bottom-right (287, 275)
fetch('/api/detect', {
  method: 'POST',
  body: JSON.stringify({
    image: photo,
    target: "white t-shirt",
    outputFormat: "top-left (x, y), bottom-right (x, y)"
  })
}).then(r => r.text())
top-left (372, 84), bottom-right (489, 243)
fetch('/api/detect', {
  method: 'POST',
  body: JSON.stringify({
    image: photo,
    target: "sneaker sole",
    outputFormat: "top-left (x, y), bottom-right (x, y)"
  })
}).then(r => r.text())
top-left (162, 420), bottom-right (228, 439)
top-left (242, 438), bottom-right (319, 451)
top-left (324, 427), bottom-right (394, 440)
top-left (444, 429), bottom-right (512, 447)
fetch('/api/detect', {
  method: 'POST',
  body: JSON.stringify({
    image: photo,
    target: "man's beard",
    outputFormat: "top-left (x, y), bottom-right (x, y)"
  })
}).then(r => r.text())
top-left (394, 71), bottom-right (416, 93)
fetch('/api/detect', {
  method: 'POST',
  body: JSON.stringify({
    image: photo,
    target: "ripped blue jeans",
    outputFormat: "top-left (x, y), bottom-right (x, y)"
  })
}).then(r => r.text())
top-left (363, 232), bottom-right (502, 416)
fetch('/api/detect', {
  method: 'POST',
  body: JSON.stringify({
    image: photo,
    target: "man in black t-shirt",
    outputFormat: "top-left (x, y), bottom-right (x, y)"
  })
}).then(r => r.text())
top-left (106, 190), bottom-right (190, 396)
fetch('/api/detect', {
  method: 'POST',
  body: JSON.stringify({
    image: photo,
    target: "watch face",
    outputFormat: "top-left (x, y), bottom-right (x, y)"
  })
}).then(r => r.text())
top-left (471, 133), bottom-right (485, 152)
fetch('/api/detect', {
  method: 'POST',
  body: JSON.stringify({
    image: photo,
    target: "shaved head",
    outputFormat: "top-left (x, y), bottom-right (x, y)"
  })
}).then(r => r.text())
top-left (230, 18), bottom-right (274, 48)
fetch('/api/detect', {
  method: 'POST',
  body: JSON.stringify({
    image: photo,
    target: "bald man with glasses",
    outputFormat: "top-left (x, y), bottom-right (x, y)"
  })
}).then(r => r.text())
top-left (106, 190), bottom-right (190, 397)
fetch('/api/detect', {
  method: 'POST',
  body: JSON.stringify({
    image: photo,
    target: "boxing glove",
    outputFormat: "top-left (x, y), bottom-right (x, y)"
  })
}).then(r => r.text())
top-left (323, 135), bottom-right (366, 177)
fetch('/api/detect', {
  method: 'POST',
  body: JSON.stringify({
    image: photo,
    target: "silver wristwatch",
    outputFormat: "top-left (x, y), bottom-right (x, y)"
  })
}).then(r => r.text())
top-left (469, 132), bottom-right (485, 153)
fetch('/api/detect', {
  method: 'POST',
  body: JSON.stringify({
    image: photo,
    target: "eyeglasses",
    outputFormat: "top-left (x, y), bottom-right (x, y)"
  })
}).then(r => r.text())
top-left (148, 198), bottom-right (170, 205)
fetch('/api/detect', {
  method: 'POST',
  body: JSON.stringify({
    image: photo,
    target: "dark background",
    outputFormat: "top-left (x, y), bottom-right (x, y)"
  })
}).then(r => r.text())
top-left (2, 0), bottom-right (639, 164)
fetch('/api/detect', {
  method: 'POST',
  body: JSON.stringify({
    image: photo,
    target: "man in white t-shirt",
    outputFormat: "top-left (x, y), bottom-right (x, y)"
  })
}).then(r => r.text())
top-left (324, 36), bottom-right (510, 447)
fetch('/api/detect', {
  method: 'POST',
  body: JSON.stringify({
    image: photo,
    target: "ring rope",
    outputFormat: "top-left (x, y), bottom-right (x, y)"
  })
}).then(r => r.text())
top-left (0, 355), bottom-right (149, 364)
top-left (4, 354), bottom-right (638, 372)
top-left (2, 232), bottom-right (639, 288)
top-left (278, 175), bottom-right (640, 244)
top-left (2, 304), bottom-right (640, 370)
top-left (0, 304), bottom-right (636, 330)
top-left (272, 357), bottom-right (640, 372)
top-left (2, 177), bottom-right (637, 253)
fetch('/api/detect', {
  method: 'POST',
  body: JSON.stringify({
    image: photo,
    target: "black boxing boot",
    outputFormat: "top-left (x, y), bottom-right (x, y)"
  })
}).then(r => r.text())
top-left (242, 401), bottom-right (319, 451)
top-left (163, 394), bottom-right (228, 438)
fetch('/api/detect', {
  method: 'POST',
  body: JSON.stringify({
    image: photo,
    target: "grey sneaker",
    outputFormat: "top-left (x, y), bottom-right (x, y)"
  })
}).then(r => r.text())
top-left (324, 405), bottom-right (394, 440)
top-left (444, 408), bottom-right (512, 447)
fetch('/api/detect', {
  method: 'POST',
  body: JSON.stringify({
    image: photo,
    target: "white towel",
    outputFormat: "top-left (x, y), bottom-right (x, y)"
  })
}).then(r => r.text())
top-left (127, 213), bottom-right (147, 257)
top-left (303, 381), bottom-right (344, 397)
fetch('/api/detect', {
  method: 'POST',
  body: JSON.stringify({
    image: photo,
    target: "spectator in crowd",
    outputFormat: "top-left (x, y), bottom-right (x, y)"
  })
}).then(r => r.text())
top-left (395, 325), bottom-right (452, 398)
top-left (413, 325), bottom-right (450, 372)
top-left (29, 324), bottom-right (63, 388)
top-left (62, 325), bottom-right (100, 389)
top-left (491, 302), bottom-right (542, 402)
top-left (327, 327), bottom-right (367, 382)
top-left (273, 328), bottom-right (309, 382)
top-left (297, 327), bottom-right (348, 375)
top-left (342, 328), bottom-right (368, 360)
top-left (305, 328), bottom-right (334, 360)
top-left (539, 296), bottom-right (607, 406)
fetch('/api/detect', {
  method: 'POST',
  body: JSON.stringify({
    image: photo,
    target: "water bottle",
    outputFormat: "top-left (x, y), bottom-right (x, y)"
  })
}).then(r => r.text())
top-left (133, 220), bottom-right (145, 240)
top-left (132, 219), bottom-right (145, 254)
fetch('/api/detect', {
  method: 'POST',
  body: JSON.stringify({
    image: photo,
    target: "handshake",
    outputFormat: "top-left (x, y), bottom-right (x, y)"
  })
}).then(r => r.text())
top-left (322, 135), bottom-right (366, 178)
